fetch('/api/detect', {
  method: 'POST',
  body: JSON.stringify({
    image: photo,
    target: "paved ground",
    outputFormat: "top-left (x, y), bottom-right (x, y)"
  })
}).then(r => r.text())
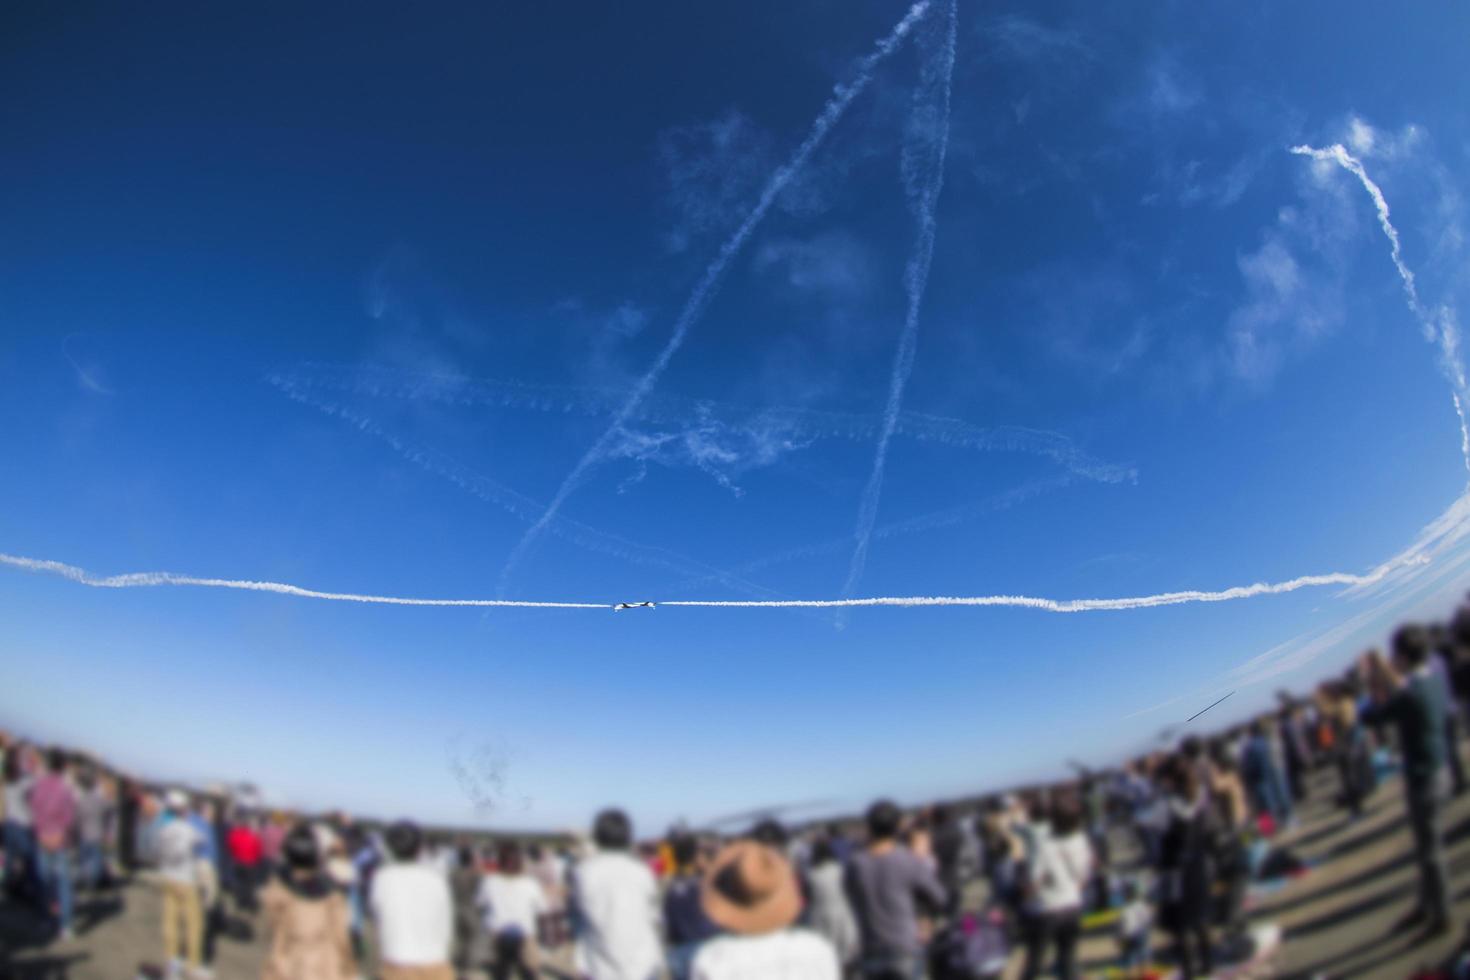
top-left (4, 767), bottom-right (1470, 979)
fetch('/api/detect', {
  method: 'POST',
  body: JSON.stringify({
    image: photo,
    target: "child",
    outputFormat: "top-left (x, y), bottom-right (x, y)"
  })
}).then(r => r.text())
top-left (1118, 878), bottom-right (1154, 977)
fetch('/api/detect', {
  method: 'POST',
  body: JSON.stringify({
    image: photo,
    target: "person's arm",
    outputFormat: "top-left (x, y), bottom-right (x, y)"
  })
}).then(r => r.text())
top-left (910, 853), bottom-right (947, 912)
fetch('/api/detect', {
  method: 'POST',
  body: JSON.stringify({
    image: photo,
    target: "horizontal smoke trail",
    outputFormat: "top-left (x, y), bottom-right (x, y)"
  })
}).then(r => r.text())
top-left (271, 362), bottom-right (1137, 484)
top-left (499, 0), bottom-right (935, 594)
top-left (842, 0), bottom-right (957, 601)
top-left (1290, 143), bottom-right (1470, 475)
top-left (0, 554), bottom-right (606, 609)
top-left (2, 550), bottom-right (1426, 614)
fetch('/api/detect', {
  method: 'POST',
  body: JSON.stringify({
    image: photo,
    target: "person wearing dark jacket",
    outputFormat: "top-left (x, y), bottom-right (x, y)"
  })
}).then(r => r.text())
top-left (1155, 756), bottom-right (1214, 980)
top-left (845, 800), bottom-right (946, 980)
top-left (1361, 628), bottom-right (1453, 936)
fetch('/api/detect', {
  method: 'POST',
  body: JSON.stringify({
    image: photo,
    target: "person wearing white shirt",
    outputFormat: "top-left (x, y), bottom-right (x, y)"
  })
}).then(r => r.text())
top-left (690, 840), bottom-right (839, 980)
top-left (572, 809), bottom-right (663, 980)
top-left (477, 842), bottom-right (548, 979)
top-left (371, 821), bottom-right (454, 980)
top-left (1021, 792), bottom-right (1094, 980)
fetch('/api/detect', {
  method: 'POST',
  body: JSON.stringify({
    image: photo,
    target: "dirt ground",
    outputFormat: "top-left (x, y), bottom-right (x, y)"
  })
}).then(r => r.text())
top-left (4, 766), bottom-right (1470, 979)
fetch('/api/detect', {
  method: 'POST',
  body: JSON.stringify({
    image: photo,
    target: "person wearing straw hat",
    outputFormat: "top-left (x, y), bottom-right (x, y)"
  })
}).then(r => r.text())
top-left (689, 840), bottom-right (839, 980)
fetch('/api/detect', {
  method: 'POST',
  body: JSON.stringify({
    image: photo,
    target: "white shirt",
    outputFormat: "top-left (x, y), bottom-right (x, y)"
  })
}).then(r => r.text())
top-left (692, 930), bottom-right (840, 980)
top-left (154, 816), bottom-right (204, 885)
top-left (372, 861), bottom-right (453, 966)
top-left (477, 872), bottom-right (548, 937)
top-left (1030, 830), bottom-right (1093, 913)
top-left (572, 850), bottom-right (663, 980)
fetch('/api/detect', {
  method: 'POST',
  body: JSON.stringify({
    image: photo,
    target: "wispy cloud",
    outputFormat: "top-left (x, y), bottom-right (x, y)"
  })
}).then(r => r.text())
top-left (752, 230), bottom-right (877, 299)
top-left (1225, 233), bottom-right (1342, 382)
top-left (61, 335), bottom-right (113, 395)
top-left (983, 14), bottom-right (1089, 62)
top-left (498, 0), bottom-right (935, 596)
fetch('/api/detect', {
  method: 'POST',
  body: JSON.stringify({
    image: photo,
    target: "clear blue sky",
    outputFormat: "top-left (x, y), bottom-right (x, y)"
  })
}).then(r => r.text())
top-left (3, 0), bottom-right (1470, 832)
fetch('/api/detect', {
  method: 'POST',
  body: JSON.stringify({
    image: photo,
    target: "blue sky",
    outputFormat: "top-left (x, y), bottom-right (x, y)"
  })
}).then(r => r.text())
top-left (4, 0), bottom-right (1470, 832)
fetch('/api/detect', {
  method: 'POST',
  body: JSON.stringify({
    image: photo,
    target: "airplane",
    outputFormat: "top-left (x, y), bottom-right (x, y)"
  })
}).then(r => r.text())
top-left (613, 600), bottom-right (656, 611)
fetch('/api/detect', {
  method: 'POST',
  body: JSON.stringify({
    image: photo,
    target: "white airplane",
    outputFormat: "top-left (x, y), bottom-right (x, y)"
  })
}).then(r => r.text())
top-left (613, 600), bottom-right (656, 611)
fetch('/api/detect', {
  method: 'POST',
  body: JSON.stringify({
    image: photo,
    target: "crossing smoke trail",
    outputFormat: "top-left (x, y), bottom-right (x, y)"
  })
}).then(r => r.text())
top-left (842, 0), bottom-right (957, 602)
top-left (1, 550), bottom-right (1427, 613)
top-left (1290, 143), bottom-right (1470, 475)
top-left (271, 362), bottom-right (1137, 485)
top-left (498, 0), bottom-right (934, 596)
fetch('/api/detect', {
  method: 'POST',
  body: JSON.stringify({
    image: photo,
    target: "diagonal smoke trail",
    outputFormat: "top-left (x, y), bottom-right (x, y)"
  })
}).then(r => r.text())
top-left (842, 0), bottom-right (957, 602)
top-left (2, 549), bottom-right (1426, 613)
top-left (497, 1), bottom-right (934, 596)
top-left (1290, 143), bottom-right (1470, 475)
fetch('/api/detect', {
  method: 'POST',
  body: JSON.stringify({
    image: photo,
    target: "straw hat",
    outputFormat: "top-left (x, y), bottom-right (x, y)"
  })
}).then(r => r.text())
top-left (700, 841), bottom-right (802, 935)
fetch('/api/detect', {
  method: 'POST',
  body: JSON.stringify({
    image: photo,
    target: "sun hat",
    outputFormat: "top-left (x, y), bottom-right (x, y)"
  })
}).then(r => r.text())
top-left (700, 840), bottom-right (802, 936)
top-left (165, 789), bottom-right (189, 810)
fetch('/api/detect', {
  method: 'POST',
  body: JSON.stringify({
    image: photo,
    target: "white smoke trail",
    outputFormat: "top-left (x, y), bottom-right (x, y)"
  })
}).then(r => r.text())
top-left (1290, 143), bottom-right (1470, 475)
top-left (3, 549), bottom-right (1426, 614)
top-left (271, 362), bottom-right (1137, 484)
top-left (842, 0), bottom-right (957, 600)
top-left (498, 0), bottom-right (934, 595)
top-left (0, 553), bottom-right (605, 609)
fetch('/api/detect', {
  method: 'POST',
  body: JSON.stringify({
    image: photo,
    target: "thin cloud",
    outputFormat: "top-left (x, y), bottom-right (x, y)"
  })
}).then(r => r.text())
top-left (61, 335), bottom-right (113, 396)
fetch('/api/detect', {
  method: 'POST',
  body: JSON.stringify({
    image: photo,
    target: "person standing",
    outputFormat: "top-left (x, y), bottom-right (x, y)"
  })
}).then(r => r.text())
top-left (805, 838), bottom-right (859, 972)
top-left (571, 808), bottom-right (663, 980)
top-left (450, 846), bottom-right (483, 976)
top-left (30, 749), bottom-right (78, 940)
top-left (844, 799), bottom-right (946, 980)
top-left (1361, 629), bottom-right (1454, 936)
top-left (1241, 720), bottom-right (1293, 829)
top-left (3, 747), bottom-right (37, 906)
top-left (663, 833), bottom-right (720, 980)
top-left (478, 842), bottom-right (549, 980)
top-left (227, 814), bottom-right (264, 912)
top-left (689, 840), bottom-right (840, 980)
top-left (1155, 757), bottom-right (1214, 980)
top-left (1019, 792), bottom-right (1093, 980)
top-left (155, 789), bottom-right (207, 977)
top-left (371, 821), bottom-right (454, 980)
top-left (260, 824), bottom-right (357, 980)
top-left (74, 766), bottom-right (113, 893)
top-left (929, 806), bottom-right (966, 917)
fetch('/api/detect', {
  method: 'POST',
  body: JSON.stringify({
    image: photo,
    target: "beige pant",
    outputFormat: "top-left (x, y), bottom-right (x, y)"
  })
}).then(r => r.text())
top-left (379, 963), bottom-right (454, 980)
top-left (161, 878), bottom-right (203, 969)
top-left (196, 860), bottom-right (219, 907)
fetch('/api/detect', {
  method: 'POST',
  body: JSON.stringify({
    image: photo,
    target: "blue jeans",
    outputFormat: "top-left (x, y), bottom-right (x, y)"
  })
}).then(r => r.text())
top-left (3, 822), bottom-right (37, 895)
top-left (78, 841), bottom-right (105, 889)
top-left (37, 847), bottom-right (74, 931)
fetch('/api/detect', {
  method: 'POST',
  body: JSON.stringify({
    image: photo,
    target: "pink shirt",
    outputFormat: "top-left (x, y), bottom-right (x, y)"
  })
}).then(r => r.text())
top-left (30, 774), bottom-right (77, 845)
top-left (260, 823), bottom-right (287, 861)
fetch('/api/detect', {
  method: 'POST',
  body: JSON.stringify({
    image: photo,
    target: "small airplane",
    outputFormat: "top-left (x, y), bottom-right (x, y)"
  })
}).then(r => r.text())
top-left (613, 600), bottom-right (656, 611)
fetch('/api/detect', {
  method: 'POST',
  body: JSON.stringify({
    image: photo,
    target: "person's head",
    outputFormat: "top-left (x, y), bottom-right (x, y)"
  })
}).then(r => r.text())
top-left (386, 821), bottom-right (422, 862)
top-left (1393, 623), bottom-right (1432, 670)
top-left (592, 808), bottom-right (633, 851)
top-left (283, 823), bottom-right (320, 872)
top-left (1179, 736), bottom-right (1203, 761)
top-left (810, 837), bottom-right (836, 867)
top-left (1209, 741), bottom-right (1236, 773)
top-left (1049, 790), bottom-right (1083, 837)
top-left (827, 821), bottom-right (847, 839)
top-left (670, 833), bottom-right (700, 873)
top-left (932, 804), bottom-right (952, 826)
top-left (497, 842), bottom-right (524, 875)
top-left (527, 843), bottom-right (544, 862)
top-left (749, 818), bottom-right (788, 848)
top-left (165, 789), bottom-right (190, 814)
top-left (3, 748), bottom-right (23, 784)
top-left (865, 799), bottom-right (903, 842)
top-left (46, 748), bottom-right (67, 774)
top-left (1159, 755), bottom-right (1198, 802)
top-left (699, 841), bottom-right (801, 937)
top-left (1249, 718), bottom-right (1267, 737)
top-left (457, 846), bottom-right (475, 870)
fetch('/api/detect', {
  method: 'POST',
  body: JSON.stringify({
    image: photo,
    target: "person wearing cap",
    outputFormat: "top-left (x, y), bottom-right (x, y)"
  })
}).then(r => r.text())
top-left (844, 800), bottom-right (945, 980)
top-left (572, 808), bottom-right (663, 980)
top-left (689, 839), bottom-right (839, 980)
top-left (154, 788), bottom-right (207, 978)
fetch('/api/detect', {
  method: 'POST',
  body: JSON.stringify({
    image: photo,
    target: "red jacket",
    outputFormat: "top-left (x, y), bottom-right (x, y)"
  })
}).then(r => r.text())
top-left (228, 825), bottom-right (263, 866)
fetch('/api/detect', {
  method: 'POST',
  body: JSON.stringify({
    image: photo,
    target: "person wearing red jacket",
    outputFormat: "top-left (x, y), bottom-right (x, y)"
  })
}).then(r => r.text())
top-left (227, 816), bottom-right (264, 912)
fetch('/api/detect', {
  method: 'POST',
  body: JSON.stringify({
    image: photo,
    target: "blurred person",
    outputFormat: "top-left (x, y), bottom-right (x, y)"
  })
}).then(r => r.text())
top-left (1019, 791), bottom-right (1092, 980)
top-left (1116, 878), bottom-right (1153, 977)
top-left (371, 820), bottom-right (454, 980)
top-left (1362, 629), bottom-right (1453, 937)
top-left (75, 765), bottom-right (113, 892)
top-left (929, 805), bottom-right (966, 917)
top-left (664, 832), bottom-right (720, 980)
top-left (260, 822), bottom-right (356, 980)
top-left (1241, 719), bottom-right (1293, 829)
top-left (979, 798), bottom-right (1024, 916)
top-left (478, 842), bottom-right (548, 980)
top-left (1430, 628), bottom-right (1469, 796)
top-left (1275, 698), bottom-right (1314, 802)
top-left (155, 789), bottom-right (207, 978)
top-left (844, 799), bottom-right (946, 980)
top-left (260, 813), bottom-right (287, 877)
top-left (804, 838), bottom-right (859, 972)
top-left (3, 745), bottom-right (38, 904)
top-left (825, 822), bottom-right (855, 864)
top-left (1155, 757), bottom-right (1214, 980)
top-left (227, 813), bottom-right (265, 911)
top-left (1207, 741), bottom-right (1251, 946)
top-left (30, 748), bottom-right (78, 939)
top-left (690, 840), bottom-right (839, 980)
top-left (450, 845), bottom-right (483, 975)
top-left (1319, 682), bottom-right (1369, 819)
top-left (571, 807), bottom-right (663, 980)
top-left (118, 776), bottom-right (142, 871)
top-left (190, 797), bottom-right (227, 971)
